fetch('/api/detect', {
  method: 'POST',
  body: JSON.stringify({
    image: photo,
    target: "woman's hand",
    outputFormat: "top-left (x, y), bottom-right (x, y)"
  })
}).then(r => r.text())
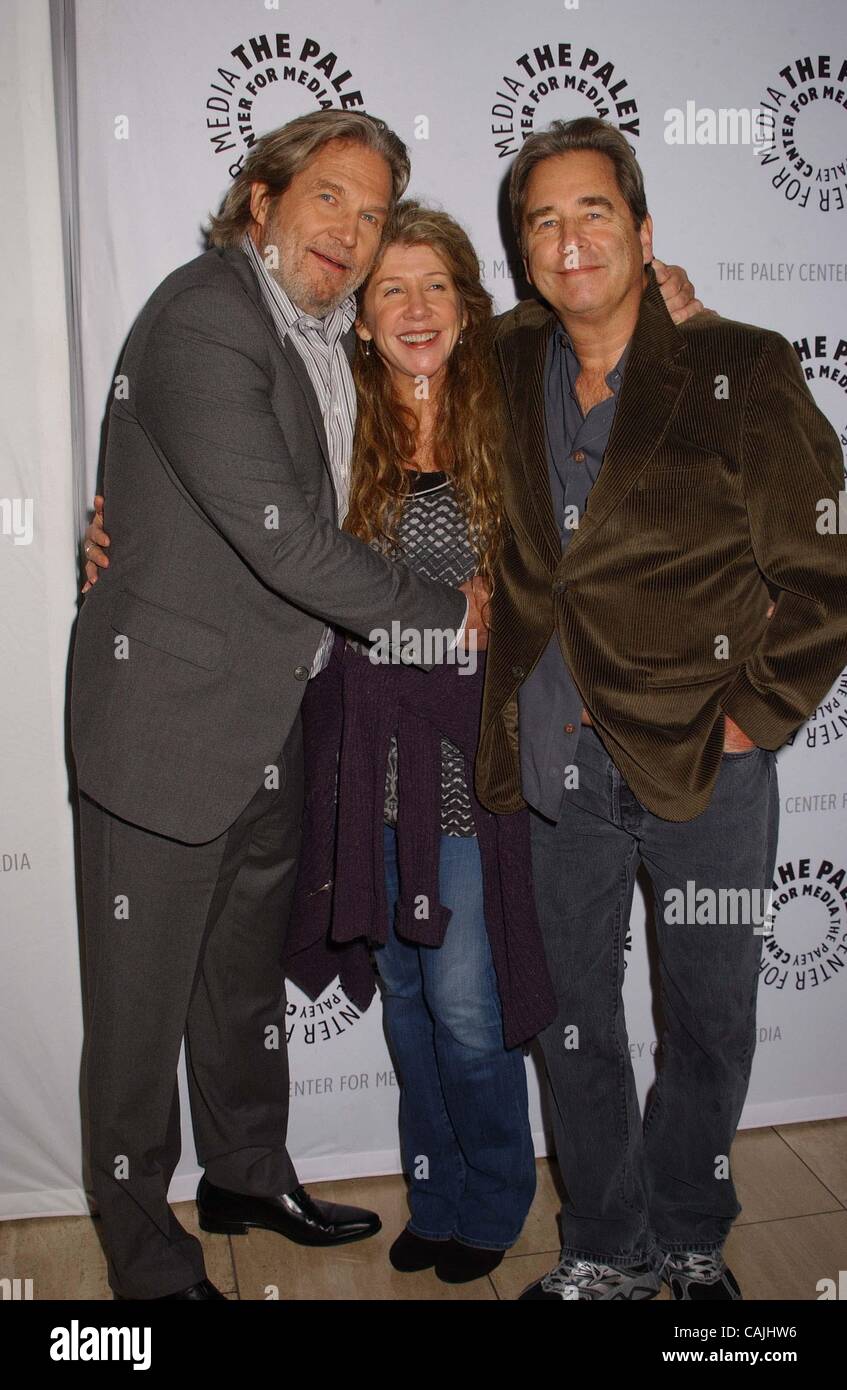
top-left (459, 575), bottom-right (490, 653)
top-left (81, 494), bottom-right (110, 592)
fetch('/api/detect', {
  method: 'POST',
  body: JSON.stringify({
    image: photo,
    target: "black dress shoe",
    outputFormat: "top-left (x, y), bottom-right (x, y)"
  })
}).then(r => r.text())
top-left (115, 1279), bottom-right (227, 1301)
top-left (389, 1227), bottom-right (449, 1272)
top-left (196, 1176), bottom-right (381, 1247)
top-left (434, 1239), bottom-right (505, 1283)
top-left (157, 1279), bottom-right (228, 1301)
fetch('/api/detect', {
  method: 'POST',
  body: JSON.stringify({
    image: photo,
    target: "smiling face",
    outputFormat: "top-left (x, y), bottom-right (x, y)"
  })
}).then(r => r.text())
top-left (355, 241), bottom-right (467, 395)
top-left (522, 149), bottom-right (653, 325)
top-left (249, 138), bottom-right (393, 317)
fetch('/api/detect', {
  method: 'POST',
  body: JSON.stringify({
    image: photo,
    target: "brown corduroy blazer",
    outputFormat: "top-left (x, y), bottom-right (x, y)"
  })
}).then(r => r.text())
top-left (475, 269), bottom-right (847, 822)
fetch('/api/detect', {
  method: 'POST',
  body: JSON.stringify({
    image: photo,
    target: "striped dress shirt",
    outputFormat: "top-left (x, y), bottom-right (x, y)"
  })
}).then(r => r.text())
top-left (241, 232), bottom-right (357, 676)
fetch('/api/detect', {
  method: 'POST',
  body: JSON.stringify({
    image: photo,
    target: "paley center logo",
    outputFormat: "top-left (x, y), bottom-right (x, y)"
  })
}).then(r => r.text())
top-left (793, 332), bottom-right (847, 472)
top-left (760, 856), bottom-right (847, 993)
top-left (781, 334), bottom-right (847, 756)
top-left (784, 667), bottom-right (847, 755)
top-left (204, 31), bottom-right (365, 179)
top-left (489, 41), bottom-right (640, 158)
top-left (754, 53), bottom-right (847, 212)
top-left (284, 979), bottom-right (365, 1047)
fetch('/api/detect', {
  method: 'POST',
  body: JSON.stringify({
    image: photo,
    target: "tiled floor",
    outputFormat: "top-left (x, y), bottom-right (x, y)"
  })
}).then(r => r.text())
top-left (2, 1119), bottom-right (844, 1300)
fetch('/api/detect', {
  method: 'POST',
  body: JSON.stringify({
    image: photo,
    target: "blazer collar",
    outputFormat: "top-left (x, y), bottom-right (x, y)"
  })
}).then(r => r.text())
top-left (496, 266), bottom-right (691, 570)
top-left (217, 245), bottom-right (357, 475)
top-left (495, 300), bottom-right (559, 568)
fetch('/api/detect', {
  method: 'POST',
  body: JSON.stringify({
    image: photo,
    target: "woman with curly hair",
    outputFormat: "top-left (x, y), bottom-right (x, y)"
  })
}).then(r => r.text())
top-left (288, 200), bottom-right (556, 1283)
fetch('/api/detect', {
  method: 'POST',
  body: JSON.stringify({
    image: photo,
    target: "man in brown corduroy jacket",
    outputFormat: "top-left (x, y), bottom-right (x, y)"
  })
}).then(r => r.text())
top-left (476, 117), bottom-right (847, 1302)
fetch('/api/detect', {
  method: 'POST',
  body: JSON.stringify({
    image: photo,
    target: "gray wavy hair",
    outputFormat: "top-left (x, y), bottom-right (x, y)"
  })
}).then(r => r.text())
top-left (208, 109), bottom-right (411, 247)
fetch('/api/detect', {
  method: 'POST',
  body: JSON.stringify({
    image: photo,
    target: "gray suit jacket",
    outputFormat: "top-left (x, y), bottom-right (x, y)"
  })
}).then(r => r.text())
top-left (70, 246), bottom-right (466, 843)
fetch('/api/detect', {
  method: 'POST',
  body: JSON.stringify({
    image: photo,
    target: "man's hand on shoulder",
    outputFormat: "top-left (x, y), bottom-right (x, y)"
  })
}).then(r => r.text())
top-left (653, 256), bottom-right (711, 324)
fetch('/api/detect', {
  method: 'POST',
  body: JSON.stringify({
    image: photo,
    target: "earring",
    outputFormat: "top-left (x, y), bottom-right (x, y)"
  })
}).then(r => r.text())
top-left (458, 330), bottom-right (464, 346)
top-left (363, 339), bottom-right (371, 356)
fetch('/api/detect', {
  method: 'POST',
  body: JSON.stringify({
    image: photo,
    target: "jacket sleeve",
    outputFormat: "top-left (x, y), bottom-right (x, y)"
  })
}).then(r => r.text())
top-left (132, 284), bottom-right (467, 649)
top-left (720, 332), bottom-right (847, 747)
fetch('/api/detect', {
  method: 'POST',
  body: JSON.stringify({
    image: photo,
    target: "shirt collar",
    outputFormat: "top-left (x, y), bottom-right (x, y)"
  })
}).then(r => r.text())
top-left (240, 231), bottom-right (357, 347)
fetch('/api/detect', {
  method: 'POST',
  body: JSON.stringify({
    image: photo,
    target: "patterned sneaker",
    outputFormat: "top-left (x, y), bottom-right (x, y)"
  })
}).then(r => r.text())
top-left (660, 1250), bottom-right (742, 1300)
top-left (519, 1254), bottom-right (661, 1301)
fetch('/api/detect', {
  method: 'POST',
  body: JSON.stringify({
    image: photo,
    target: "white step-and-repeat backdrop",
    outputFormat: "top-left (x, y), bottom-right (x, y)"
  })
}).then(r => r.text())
top-left (2, 0), bottom-right (846, 1216)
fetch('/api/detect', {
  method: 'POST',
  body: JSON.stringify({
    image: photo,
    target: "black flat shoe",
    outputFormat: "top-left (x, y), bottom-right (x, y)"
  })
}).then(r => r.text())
top-left (435, 1239), bottom-right (505, 1284)
top-left (196, 1175), bottom-right (381, 1246)
top-left (389, 1227), bottom-right (449, 1272)
top-left (115, 1279), bottom-right (227, 1301)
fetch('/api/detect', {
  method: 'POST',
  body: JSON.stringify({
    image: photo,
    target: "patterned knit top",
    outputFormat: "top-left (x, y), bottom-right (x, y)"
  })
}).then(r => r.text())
top-left (353, 469), bottom-right (478, 837)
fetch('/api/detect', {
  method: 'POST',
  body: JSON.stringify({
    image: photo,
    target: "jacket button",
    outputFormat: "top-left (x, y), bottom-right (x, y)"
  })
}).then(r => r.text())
top-left (564, 723), bottom-right (576, 734)
top-left (553, 579), bottom-right (567, 594)
top-left (572, 450), bottom-right (586, 464)
top-left (294, 665), bottom-right (310, 681)
top-left (512, 665), bottom-right (526, 680)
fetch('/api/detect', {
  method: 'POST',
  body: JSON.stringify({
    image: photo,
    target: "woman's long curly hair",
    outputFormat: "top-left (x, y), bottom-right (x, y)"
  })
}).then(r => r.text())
top-left (343, 201), bottom-right (504, 585)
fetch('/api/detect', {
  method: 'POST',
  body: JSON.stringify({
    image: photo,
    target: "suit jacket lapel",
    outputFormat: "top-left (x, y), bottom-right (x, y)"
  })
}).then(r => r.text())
top-left (341, 326), bottom-right (357, 366)
top-left (496, 311), bottom-right (561, 570)
top-left (282, 325), bottom-right (360, 493)
top-left (562, 270), bottom-right (691, 565)
top-left (279, 334), bottom-right (332, 472)
top-left (220, 245), bottom-right (333, 476)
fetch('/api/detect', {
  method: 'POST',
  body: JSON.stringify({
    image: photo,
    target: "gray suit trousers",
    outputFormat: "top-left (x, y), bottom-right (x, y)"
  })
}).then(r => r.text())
top-left (78, 715), bottom-right (304, 1299)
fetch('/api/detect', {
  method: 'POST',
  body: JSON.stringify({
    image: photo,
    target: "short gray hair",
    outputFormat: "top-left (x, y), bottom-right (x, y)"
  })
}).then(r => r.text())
top-left (509, 117), bottom-right (648, 253)
top-left (208, 109), bottom-right (411, 247)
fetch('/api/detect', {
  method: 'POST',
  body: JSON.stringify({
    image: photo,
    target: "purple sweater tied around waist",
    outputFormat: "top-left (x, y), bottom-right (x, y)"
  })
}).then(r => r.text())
top-left (284, 632), bottom-right (556, 1049)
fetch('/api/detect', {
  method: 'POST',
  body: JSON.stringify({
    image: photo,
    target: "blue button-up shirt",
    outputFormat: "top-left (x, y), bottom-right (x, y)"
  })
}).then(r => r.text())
top-left (518, 327), bottom-right (629, 821)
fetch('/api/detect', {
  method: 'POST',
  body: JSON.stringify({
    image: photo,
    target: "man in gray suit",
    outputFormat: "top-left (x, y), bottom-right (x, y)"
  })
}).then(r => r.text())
top-left (70, 110), bottom-right (485, 1301)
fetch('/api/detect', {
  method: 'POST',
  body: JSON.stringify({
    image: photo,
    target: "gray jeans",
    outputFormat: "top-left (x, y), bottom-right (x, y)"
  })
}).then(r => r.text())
top-left (530, 725), bottom-right (779, 1265)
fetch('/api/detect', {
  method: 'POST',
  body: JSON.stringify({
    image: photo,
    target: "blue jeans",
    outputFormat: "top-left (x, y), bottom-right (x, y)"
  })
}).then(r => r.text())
top-left (530, 726), bottom-right (779, 1266)
top-left (376, 824), bottom-right (536, 1249)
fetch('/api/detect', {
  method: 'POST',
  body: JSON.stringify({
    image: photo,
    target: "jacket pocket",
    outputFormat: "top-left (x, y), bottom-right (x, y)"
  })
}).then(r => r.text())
top-left (645, 665), bottom-right (740, 690)
top-left (637, 460), bottom-right (722, 491)
top-left (110, 587), bottom-right (226, 670)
